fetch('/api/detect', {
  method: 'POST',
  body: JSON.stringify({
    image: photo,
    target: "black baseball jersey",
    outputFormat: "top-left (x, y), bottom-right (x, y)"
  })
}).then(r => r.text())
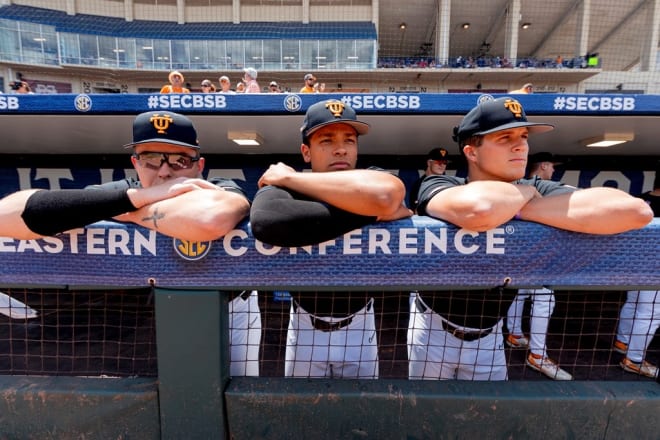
top-left (415, 175), bottom-right (576, 328)
top-left (640, 191), bottom-right (660, 217)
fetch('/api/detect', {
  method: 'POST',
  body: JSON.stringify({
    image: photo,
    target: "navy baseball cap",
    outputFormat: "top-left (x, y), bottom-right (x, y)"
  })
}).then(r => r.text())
top-left (452, 97), bottom-right (553, 143)
top-left (301, 100), bottom-right (369, 143)
top-left (124, 111), bottom-right (200, 150)
top-left (428, 147), bottom-right (451, 162)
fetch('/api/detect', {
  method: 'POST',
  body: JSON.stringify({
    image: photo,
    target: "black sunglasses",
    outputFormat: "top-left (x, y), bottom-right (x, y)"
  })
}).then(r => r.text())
top-left (134, 152), bottom-right (199, 171)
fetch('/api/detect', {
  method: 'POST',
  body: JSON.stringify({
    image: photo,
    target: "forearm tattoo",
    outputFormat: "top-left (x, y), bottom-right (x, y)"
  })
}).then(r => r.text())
top-left (142, 207), bottom-right (165, 229)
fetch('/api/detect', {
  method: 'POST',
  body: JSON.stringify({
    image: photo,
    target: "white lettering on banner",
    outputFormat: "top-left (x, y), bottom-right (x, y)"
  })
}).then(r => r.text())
top-left (224, 229), bottom-right (248, 256)
top-left (589, 171), bottom-right (631, 193)
top-left (34, 169), bottom-right (74, 190)
top-left (0, 96), bottom-right (19, 110)
top-left (255, 240), bottom-right (281, 256)
top-left (344, 229), bottom-right (362, 255)
top-left (455, 229), bottom-right (479, 254)
top-left (42, 237), bottom-right (64, 253)
top-left (399, 228), bottom-right (418, 254)
top-left (559, 96), bottom-right (635, 111)
top-left (341, 95), bottom-right (421, 110)
top-left (155, 94), bottom-right (227, 110)
top-left (370, 229), bottom-right (392, 254)
top-left (486, 229), bottom-right (506, 254)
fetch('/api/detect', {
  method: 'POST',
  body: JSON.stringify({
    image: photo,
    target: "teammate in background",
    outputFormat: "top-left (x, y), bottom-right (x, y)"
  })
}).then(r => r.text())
top-left (505, 152), bottom-right (572, 381)
top-left (200, 79), bottom-right (216, 93)
top-left (614, 169), bottom-right (660, 379)
top-left (409, 97), bottom-right (653, 381)
top-left (408, 147), bottom-right (451, 211)
top-left (160, 70), bottom-right (190, 94)
top-left (0, 111), bottom-right (260, 377)
top-left (300, 73), bottom-right (317, 93)
top-left (242, 68), bottom-right (260, 93)
top-left (510, 83), bottom-right (533, 94)
top-left (250, 100), bottom-right (411, 378)
top-left (218, 76), bottom-right (235, 94)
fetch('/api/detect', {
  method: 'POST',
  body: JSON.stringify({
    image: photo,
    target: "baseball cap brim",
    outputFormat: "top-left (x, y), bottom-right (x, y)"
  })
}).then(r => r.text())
top-left (476, 121), bottom-right (554, 136)
top-left (124, 139), bottom-right (200, 149)
top-left (304, 119), bottom-right (370, 139)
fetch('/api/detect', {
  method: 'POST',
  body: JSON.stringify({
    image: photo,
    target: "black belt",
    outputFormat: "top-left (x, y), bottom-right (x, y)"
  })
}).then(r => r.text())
top-left (415, 297), bottom-right (493, 342)
top-left (309, 315), bottom-right (353, 332)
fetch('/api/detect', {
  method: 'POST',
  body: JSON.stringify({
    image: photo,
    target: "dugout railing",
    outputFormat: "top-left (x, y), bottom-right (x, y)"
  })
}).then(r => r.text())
top-left (0, 217), bottom-right (658, 439)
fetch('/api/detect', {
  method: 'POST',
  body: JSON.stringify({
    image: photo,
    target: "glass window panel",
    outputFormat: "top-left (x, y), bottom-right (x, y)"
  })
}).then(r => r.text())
top-left (299, 40), bottom-right (316, 71)
top-left (153, 39), bottom-right (171, 70)
top-left (41, 26), bottom-right (58, 65)
top-left (226, 40), bottom-right (244, 69)
top-left (245, 40), bottom-right (263, 70)
top-left (318, 40), bottom-right (335, 69)
top-left (357, 40), bottom-right (375, 69)
top-left (19, 22), bottom-right (46, 64)
top-left (98, 35), bottom-right (118, 67)
top-left (171, 40), bottom-right (189, 70)
top-left (263, 40), bottom-right (281, 70)
top-left (136, 38), bottom-right (154, 69)
top-left (59, 33), bottom-right (80, 64)
top-left (189, 40), bottom-right (208, 70)
top-left (282, 40), bottom-right (299, 70)
top-left (208, 40), bottom-right (228, 70)
top-left (0, 21), bottom-right (20, 62)
top-left (79, 34), bottom-right (99, 66)
top-left (117, 37), bottom-right (135, 68)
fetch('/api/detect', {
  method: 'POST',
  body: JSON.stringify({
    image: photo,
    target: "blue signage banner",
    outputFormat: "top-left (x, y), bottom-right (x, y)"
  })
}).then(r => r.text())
top-left (0, 93), bottom-right (657, 116)
top-left (0, 218), bottom-right (658, 290)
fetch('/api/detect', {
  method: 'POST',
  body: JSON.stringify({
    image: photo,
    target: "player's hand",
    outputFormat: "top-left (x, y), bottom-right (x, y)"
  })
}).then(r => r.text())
top-left (128, 177), bottom-right (221, 208)
top-left (258, 162), bottom-right (298, 188)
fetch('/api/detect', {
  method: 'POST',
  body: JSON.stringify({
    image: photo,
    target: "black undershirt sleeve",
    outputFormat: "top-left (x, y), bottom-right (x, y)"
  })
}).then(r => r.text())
top-left (249, 185), bottom-right (376, 247)
top-left (21, 188), bottom-right (137, 236)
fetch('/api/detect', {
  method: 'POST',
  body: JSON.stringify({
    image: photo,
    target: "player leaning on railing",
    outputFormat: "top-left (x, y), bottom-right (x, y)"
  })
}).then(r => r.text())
top-left (408, 97), bottom-right (653, 381)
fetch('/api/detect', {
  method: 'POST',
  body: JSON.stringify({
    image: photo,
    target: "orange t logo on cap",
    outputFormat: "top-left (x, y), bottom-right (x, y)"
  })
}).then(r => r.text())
top-left (150, 114), bottom-right (174, 134)
top-left (325, 101), bottom-right (345, 118)
top-left (504, 99), bottom-right (523, 118)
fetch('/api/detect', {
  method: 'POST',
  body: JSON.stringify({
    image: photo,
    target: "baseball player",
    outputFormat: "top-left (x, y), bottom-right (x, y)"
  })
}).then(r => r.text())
top-left (613, 176), bottom-right (659, 379)
top-left (250, 100), bottom-right (411, 378)
top-left (0, 111), bottom-right (260, 377)
top-left (506, 153), bottom-right (572, 381)
top-left (410, 97), bottom-right (653, 380)
top-left (408, 147), bottom-right (451, 211)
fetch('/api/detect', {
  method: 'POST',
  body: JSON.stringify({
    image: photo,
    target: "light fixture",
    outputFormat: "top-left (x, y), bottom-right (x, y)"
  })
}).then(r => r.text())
top-left (228, 131), bottom-right (264, 146)
top-left (399, 23), bottom-right (407, 30)
top-left (461, 23), bottom-right (470, 29)
top-left (521, 23), bottom-right (531, 29)
top-left (582, 133), bottom-right (634, 148)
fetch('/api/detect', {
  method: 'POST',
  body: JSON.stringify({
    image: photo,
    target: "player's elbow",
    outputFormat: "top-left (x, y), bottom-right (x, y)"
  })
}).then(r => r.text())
top-left (371, 181), bottom-right (406, 215)
top-left (627, 199), bottom-right (654, 229)
top-left (452, 198), bottom-right (502, 231)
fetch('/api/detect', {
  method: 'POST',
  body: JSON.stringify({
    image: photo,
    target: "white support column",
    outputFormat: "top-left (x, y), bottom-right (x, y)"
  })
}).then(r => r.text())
top-left (575, 0), bottom-right (590, 58)
top-left (177, 0), bottom-right (185, 24)
top-left (124, 0), bottom-right (134, 22)
top-left (436, 0), bottom-right (451, 66)
top-left (233, 0), bottom-right (240, 24)
top-left (303, 0), bottom-right (310, 24)
top-left (504, 0), bottom-right (521, 64)
top-left (372, 0), bottom-right (379, 30)
top-left (640, 0), bottom-right (660, 71)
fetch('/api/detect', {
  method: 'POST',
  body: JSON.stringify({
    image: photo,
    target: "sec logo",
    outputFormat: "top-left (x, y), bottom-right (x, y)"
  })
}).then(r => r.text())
top-left (173, 238), bottom-right (212, 261)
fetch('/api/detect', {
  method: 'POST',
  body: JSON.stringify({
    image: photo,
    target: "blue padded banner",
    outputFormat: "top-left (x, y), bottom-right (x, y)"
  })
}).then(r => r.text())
top-left (0, 93), bottom-right (655, 116)
top-left (0, 218), bottom-right (658, 290)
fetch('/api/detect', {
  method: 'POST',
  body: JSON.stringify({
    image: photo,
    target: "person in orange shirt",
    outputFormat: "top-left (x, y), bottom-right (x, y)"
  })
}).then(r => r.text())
top-left (160, 71), bottom-right (190, 94)
top-left (300, 73), bottom-right (317, 93)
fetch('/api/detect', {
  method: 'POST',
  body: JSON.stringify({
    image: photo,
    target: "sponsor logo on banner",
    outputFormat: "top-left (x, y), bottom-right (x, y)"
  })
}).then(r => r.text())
top-left (339, 94), bottom-right (421, 110)
top-left (284, 94), bottom-right (302, 112)
top-left (74, 94), bottom-right (92, 112)
top-left (552, 96), bottom-right (635, 111)
top-left (147, 94), bottom-right (228, 110)
top-left (173, 238), bottom-right (213, 261)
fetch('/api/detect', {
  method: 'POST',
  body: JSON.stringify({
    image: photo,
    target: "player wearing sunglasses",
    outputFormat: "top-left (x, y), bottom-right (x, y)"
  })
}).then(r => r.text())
top-left (0, 111), bottom-right (250, 242)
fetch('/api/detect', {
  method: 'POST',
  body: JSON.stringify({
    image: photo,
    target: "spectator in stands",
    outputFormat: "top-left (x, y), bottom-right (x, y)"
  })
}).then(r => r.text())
top-left (313, 82), bottom-right (326, 93)
top-left (505, 152), bottom-right (572, 381)
top-left (235, 81), bottom-right (246, 93)
top-left (408, 147), bottom-right (451, 211)
top-left (160, 70), bottom-right (190, 94)
top-left (300, 73), bottom-right (317, 93)
top-left (410, 97), bottom-right (653, 381)
top-left (200, 79), bottom-right (216, 93)
top-left (250, 100), bottom-right (411, 378)
top-left (11, 80), bottom-right (33, 94)
top-left (0, 110), bottom-right (259, 377)
top-left (614, 170), bottom-right (660, 379)
top-left (242, 68), bottom-right (260, 93)
top-left (218, 75), bottom-right (234, 94)
top-left (510, 83), bottom-right (533, 94)
top-left (268, 81), bottom-right (281, 93)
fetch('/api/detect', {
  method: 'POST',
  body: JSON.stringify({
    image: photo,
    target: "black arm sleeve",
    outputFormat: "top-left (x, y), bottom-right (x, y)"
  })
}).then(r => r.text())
top-left (249, 186), bottom-right (376, 247)
top-left (21, 189), bottom-right (137, 236)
